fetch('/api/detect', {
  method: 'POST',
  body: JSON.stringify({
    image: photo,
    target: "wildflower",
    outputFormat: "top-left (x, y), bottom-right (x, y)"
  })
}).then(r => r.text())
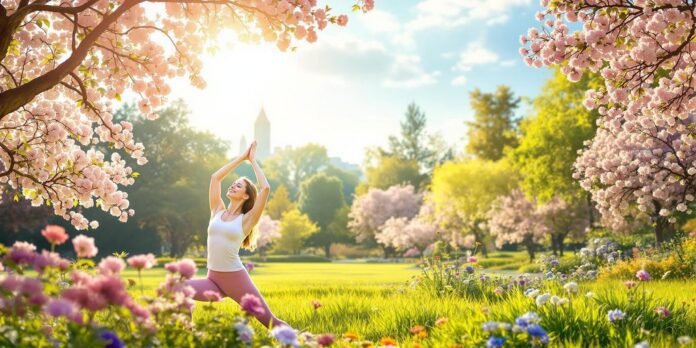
top-left (563, 282), bottom-right (578, 294)
top-left (317, 334), bottom-right (334, 347)
top-left (127, 254), bottom-right (157, 270)
top-left (527, 324), bottom-right (549, 343)
top-left (625, 280), bottom-right (637, 289)
top-left (525, 288), bottom-right (540, 298)
top-left (634, 341), bottom-right (649, 348)
top-left (586, 291), bottom-right (594, 298)
top-left (98, 256), bottom-right (126, 276)
top-left (677, 336), bottom-right (693, 345)
top-left (515, 312), bottom-right (539, 328)
top-left (482, 322), bottom-right (500, 332)
top-left (344, 332), bottom-right (359, 341)
top-left (435, 317), bottom-right (448, 327)
top-left (98, 330), bottom-right (125, 348)
top-left (607, 309), bottom-right (626, 323)
top-left (312, 299), bottom-right (322, 310)
top-left (240, 294), bottom-right (265, 317)
top-left (203, 290), bottom-right (221, 302)
top-left (234, 322), bottom-right (254, 343)
top-left (271, 325), bottom-right (299, 347)
top-left (494, 287), bottom-right (504, 295)
top-left (467, 256), bottom-right (478, 263)
top-left (536, 293), bottom-right (551, 306)
top-left (655, 306), bottom-right (670, 319)
top-left (636, 270), bottom-right (651, 281)
top-left (465, 265), bottom-right (475, 274)
top-left (42, 225), bottom-right (68, 246)
top-left (409, 325), bottom-right (426, 338)
top-left (486, 336), bottom-right (505, 348)
top-left (72, 235), bottom-right (98, 258)
top-left (378, 337), bottom-right (398, 347)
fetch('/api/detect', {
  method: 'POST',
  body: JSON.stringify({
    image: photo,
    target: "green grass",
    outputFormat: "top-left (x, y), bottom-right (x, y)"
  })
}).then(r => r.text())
top-left (124, 260), bottom-right (696, 346)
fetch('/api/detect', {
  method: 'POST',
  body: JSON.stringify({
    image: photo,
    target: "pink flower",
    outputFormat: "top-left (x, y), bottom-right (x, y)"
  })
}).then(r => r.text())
top-left (245, 262), bottom-right (255, 272)
top-left (203, 290), bottom-right (222, 302)
top-left (655, 306), bottom-right (670, 319)
top-left (312, 299), bottom-right (322, 310)
top-left (467, 256), bottom-right (478, 263)
top-left (317, 333), bottom-right (335, 347)
top-left (636, 270), bottom-right (651, 281)
top-left (337, 15), bottom-right (348, 26)
top-left (165, 259), bottom-right (197, 279)
top-left (98, 256), bottom-right (125, 275)
top-left (127, 253), bottom-right (157, 270)
top-left (625, 280), bottom-right (637, 289)
top-left (240, 293), bottom-right (265, 317)
top-left (0, 262), bottom-right (3, 272)
top-left (72, 234), bottom-right (98, 258)
top-left (0, 274), bottom-right (23, 292)
top-left (41, 225), bottom-right (68, 245)
top-left (32, 251), bottom-right (62, 274)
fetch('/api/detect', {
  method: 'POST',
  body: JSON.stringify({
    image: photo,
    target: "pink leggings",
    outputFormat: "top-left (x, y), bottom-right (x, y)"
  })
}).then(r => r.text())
top-left (185, 269), bottom-right (289, 329)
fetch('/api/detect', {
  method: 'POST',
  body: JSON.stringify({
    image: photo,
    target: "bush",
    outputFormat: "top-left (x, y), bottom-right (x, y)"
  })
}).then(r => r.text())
top-left (517, 263), bottom-right (543, 273)
top-left (246, 255), bottom-right (330, 263)
top-left (599, 237), bottom-right (696, 280)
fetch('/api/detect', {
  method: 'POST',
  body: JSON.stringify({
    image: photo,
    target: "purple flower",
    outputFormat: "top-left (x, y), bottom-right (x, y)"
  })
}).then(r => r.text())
top-left (203, 290), bottom-right (222, 302)
top-left (98, 330), bottom-right (124, 348)
top-left (245, 262), bottom-right (255, 272)
top-left (636, 269), bottom-right (651, 281)
top-left (608, 309), bottom-right (626, 323)
top-left (465, 265), bottom-right (475, 274)
top-left (317, 333), bottom-right (334, 347)
top-left (527, 324), bottom-right (549, 344)
top-left (240, 293), bottom-right (265, 317)
top-left (234, 322), bottom-right (255, 343)
top-left (486, 336), bottom-right (505, 348)
top-left (271, 325), bottom-right (299, 347)
top-left (655, 306), bottom-right (670, 319)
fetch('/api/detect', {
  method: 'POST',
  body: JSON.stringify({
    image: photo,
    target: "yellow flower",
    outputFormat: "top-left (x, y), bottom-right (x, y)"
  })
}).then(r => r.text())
top-left (435, 317), bottom-right (449, 327)
top-left (344, 332), bottom-right (359, 341)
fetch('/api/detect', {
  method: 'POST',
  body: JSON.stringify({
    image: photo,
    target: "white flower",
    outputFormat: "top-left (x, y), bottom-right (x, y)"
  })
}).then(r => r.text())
top-left (678, 336), bottom-right (693, 345)
top-left (536, 293), bottom-right (551, 306)
top-left (633, 341), bottom-right (649, 348)
top-left (563, 282), bottom-right (578, 294)
top-left (585, 291), bottom-right (594, 298)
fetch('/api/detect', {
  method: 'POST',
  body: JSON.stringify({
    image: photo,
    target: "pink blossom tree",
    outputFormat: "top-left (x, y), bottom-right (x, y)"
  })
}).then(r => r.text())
top-left (537, 196), bottom-right (589, 256)
top-left (348, 184), bottom-right (422, 256)
top-left (521, 0), bottom-right (696, 244)
top-left (375, 215), bottom-right (438, 254)
top-left (256, 215), bottom-right (280, 257)
top-left (488, 189), bottom-right (546, 261)
top-left (0, 0), bottom-right (374, 230)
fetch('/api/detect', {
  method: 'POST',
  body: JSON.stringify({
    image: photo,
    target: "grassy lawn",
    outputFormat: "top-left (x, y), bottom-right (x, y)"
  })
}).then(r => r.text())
top-left (123, 260), bottom-right (696, 345)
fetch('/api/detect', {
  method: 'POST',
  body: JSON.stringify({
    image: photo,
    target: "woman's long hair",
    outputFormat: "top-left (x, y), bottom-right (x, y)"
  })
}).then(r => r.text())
top-left (239, 176), bottom-right (259, 251)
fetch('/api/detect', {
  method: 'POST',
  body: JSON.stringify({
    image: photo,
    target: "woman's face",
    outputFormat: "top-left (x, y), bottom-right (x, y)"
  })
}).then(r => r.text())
top-left (226, 179), bottom-right (249, 201)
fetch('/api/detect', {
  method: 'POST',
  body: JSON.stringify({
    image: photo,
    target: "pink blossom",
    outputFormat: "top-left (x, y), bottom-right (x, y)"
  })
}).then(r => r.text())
top-left (240, 293), bottom-right (265, 316)
top-left (41, 225), bottom-right (68, 245)
top-left (127, 253), bottom-right (157, 270)
top-left (98, 256), bottom-right (126, 275)
top-left (467, 256), bottom-right (478, 263)
top-left (317, 334), bottom-right (335, 346)
top-left (337, 15), bottom-right (348, 26)
top-left (44, 298), bottom-right (82, 323)
top-left (203, 290), bottom-right (222, 302)
top-left (72, 234), bottom-right (98, 258)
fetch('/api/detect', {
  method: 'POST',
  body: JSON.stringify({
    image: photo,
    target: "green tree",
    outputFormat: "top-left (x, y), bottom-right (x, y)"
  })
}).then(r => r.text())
top-left (511, 69), bottom-right (603, 226)
top-left (373, 102), bottom-right (453, 180)
top-left (266, 185), bottom-right (295, 220)
top-left (322, 165), bottom-right (360, 205)
top-left (466, 85), bottom-right (520, 160)
top-left (430, 158), bottom-right (519, 256)
top-left (274, 208), bottom-right (318, 255)
top-left (298, 173), bottom-right (347, 257)
top-left (364, 155), bottom-right (423, 191)
top-left (262, 144), bottom-right (329, 199)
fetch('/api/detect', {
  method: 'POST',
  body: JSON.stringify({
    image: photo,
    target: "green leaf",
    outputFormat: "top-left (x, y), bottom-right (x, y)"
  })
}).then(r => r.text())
top-left (131, 172), bottom-right (140, 178)
top-left (351, 4), bottom-right (360, 11)
top-left (13, 193), bottom-right (19, 202)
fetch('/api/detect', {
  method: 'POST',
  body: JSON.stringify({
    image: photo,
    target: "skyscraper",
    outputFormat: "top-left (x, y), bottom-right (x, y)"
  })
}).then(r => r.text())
top-left (255, 107), bottom-right (271, 160)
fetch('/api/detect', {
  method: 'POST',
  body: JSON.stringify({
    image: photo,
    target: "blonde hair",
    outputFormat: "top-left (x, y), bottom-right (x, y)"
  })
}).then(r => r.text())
top-left (239, 176), bottom-right (259, 251)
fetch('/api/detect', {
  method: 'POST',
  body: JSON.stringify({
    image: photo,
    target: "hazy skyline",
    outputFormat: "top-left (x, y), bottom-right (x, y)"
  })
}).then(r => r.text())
top-left (165, 0), bottom-right (552, 165)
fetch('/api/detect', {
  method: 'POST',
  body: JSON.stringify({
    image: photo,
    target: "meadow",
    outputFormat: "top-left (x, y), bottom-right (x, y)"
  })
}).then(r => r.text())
top-left (124, 257), bottom-right (696, 347)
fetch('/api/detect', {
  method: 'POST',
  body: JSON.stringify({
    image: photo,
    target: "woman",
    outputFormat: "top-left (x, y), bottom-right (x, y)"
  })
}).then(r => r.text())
top-left (186, 140), bottom-right (290, 329)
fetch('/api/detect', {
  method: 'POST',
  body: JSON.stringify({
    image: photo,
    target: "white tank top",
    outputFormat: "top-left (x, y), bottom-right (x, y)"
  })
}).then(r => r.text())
top-left (207, 210), bottom-right (247, 272)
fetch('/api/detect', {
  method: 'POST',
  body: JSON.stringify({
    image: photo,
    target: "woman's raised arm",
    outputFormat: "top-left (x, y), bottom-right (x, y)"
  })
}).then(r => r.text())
top-left (243, 142), bottom-right (270, 232)
top-left (210, 146), bottom-right (249, 216)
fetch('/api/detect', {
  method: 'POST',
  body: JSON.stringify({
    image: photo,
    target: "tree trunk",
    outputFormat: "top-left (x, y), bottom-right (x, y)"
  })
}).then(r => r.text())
top-left (655, 215), bottom-right (676, 247)
top-left (525, 239), bottom-right (536, 262)
top-left (550, 236), bottom-right (558, 256)
top-left (586, 192), bottom-right (595, 230)
top-left (324, 244), bottom-right (332, 258)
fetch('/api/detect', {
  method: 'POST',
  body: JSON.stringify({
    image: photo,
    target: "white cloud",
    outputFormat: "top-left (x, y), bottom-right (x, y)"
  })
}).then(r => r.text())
top-left (383, 55), bottom-right (439, 88)
top-left (451, 75), bottom-right (467, 86)
top-left (500, 59), bottom-right (517, 67)
top-left (359, 9), bottom-right (401, 34)
top-left (453, 41), bottom-right (500, 72)
top-left (395, 0), bottom-right (532, 46)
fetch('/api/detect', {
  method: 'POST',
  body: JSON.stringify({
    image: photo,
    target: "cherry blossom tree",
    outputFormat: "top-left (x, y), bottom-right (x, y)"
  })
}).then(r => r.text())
top-left (0, 0), bottom-right (374, 230)
top-left (256, 214), bottom-right (280, 257)
top-left (375, 203), bottom-right (439, 254)
top-left (521, 0), bottom-right (696, 244)
top-left (536, 196), bottom-right (589, 256)
top-left (488, 189), bottom-right (546, 261)
top-left (347, 184), bottom-right (421, 256)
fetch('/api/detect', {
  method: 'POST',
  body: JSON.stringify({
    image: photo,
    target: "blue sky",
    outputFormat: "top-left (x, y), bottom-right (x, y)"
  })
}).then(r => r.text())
top-left (169, 0), bottom-right (553, 165)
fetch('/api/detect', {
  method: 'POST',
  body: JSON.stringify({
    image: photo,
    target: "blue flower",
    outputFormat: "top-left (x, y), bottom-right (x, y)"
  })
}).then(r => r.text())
top-left (486, 336), bottom-right (506, 348)
top-left (98, 330), bottom-right (124, 348)
top-left (271, 325), bottom-right (299, 347)
top-left (527, 324), bottom-right (549, 344)
top-left (607, 309), bottom-right (626, 323)
top-left (465, 265), bottom-right (475, 274)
